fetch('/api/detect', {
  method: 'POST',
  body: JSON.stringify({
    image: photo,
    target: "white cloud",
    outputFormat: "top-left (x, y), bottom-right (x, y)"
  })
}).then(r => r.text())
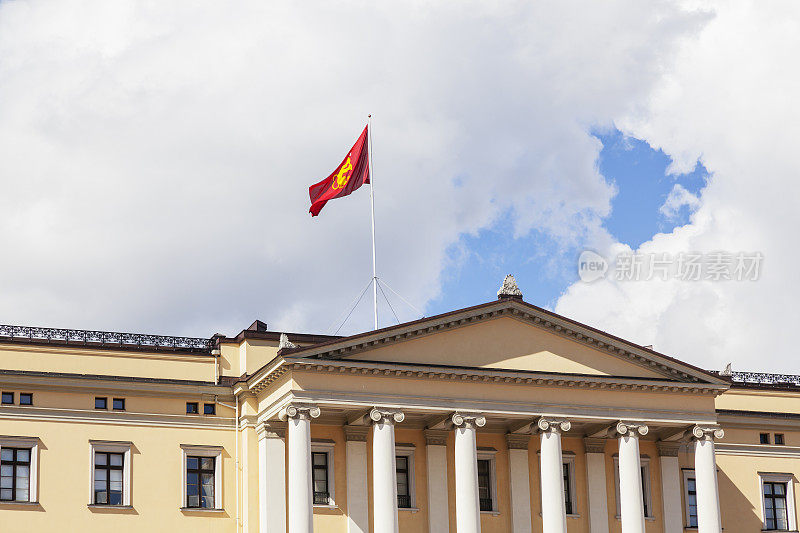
top-left (0, 0), bottom-right (710, 337)
top-left (659, 183), bottom-right (700, 220)
top-left (557, 0), bottom-right (800, 372)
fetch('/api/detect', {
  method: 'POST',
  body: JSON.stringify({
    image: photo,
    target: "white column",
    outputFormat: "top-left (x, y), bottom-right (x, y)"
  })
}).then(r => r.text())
top-left (425, 430), bottom-right (450, 533)
top-left (657, 442), bottom-right (683, 533)
top-left (693, 426), bottom-right (724, 533)
top-left (538, 418), bottom-right (570, 533)
top-left (584, 438), bottom-right (610, 533)
top-left (371, 408), bottom-right (405, 533)
top-left (506, 434), bottom-right (532, 533)
top-left (345, 426), bottom-right (370, 533)
top-left (616, 422), bottom-right (648, 533)
top-left (259, 422), bottom-right (287, 533)
top-left (282, 404), bottom-right (320, 533)
top-left (452, 413), bottom-right (486, 533)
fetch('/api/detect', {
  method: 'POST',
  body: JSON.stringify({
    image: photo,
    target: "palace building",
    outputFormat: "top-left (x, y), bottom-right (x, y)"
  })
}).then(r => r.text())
top-left (1, 276), bottom-right (798, 533)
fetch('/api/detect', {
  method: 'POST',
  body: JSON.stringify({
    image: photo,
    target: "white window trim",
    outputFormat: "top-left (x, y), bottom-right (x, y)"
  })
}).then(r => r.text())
top-left (682, 469), bottom-right (697, 528)
top-left (0, 436), bottom-right (39, 504)
top-left (89, 440), bottom-right (132, 507)
top-left (477, 450), bottom-right (499, 515)
top-left (396, 445), bottom-right (417, 510)
top-left (758, 471), bottom-right (797, 531)
top-left (180, 444), bottom-right (223, 511)
top-left (613, 456), bottom-right (654, 520)
top-left (563, 454), bottom-right (579, 518)
top-left (311, 442), bottom-right (336, 507)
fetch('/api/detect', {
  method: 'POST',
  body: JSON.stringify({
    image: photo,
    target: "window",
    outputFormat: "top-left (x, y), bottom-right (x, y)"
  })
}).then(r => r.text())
top-left (775, 434), bottom-right (785, 445)
top-left (760, 473), bottom-right (797, 531)
top-left (562, 455), bottom-right (578, 516)
top-left (2, 392), bottom-right (14, 405)
top-left (761, 433), bottom-right (771, 444)
top-left (203, 403), bottom-right (216, 415)
top-left (180, 445), bottom-right (223, 511)
top-left (112, 398), bottom-right (125, 411)
top-left (95, 397), bottom-right (107, 410)
top-left (396, 447), bottom-right (416, 509)
top-left (683, 470), bottom-right (698, 527)
top-left (186, 402), bottom-right (199, 414)
top-left (312, 452), bottom-right (330, 505)
top-left (476, 451), bottom-right (498, 513)
top-left (0, 448), bottom-right (31, 502)
top-left (90, 441), bottom-right (131, 507)
top-left (94, 452), bottom-right (124, 505)
top-left (19, 393), bottom-right (32, 406)
top-left (186, 456), bottom-right (215, 508)
top-left (613, 456), bottom-right (653, 519)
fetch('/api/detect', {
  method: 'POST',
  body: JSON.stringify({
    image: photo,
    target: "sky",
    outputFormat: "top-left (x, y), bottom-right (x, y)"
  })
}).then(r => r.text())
top-left (0, 0), bottom-right (798, 373)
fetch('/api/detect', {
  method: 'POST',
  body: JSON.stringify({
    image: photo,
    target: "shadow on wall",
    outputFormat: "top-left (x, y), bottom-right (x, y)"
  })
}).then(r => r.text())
top-left (717, 468), bottom-right (762, 530)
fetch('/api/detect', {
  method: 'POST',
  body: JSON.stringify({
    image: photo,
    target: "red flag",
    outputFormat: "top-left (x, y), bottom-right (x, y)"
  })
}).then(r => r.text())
top-left (309, 125), bottom-right (370, 216)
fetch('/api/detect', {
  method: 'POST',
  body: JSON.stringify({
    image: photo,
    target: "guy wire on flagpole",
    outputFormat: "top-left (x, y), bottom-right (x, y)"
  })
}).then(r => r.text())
top-left (368, 114), bottom-right (378, 330)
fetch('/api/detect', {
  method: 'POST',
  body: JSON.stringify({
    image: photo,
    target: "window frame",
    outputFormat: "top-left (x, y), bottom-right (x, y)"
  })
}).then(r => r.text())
top-left (395, 445), bottom-right (416, 510)
top-left (759, 472), bottom-right (797, 531)
top-left (2, 392), bottom-right (14, 405)
top-left (682, 469), bottom-right (698, 528)
top-left (0, 437), bottom-right (38, 504)
top-left (203, 403), bottom-right (216, 416)
top-left (761, 433), bottom-right (772, 445)
top-left (180, 445), bottom-right (223, 511)
top-left (89, 440), bottom-right (131, 507)
top-left (186, 402), bottom-right (199, 415)
top-left (112, 398), bottom-right (125, 411)
top-left (19, 393), bottom-right (33, 406)
top-left (775, 434), bottom-right (785, 446)
top-left (310, 442), bottom-right (335, 506)
top-left (562, 453), bottom-right (579, 517)
top-left (94, 397), bottom-right (107, 410)
top-left (477, 450), bottom-right (499, 514)
top-left (613, 455), bottom-right (654, 519)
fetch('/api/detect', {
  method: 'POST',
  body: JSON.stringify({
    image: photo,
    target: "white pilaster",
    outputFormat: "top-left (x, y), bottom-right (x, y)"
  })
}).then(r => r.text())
top-left (345, 426), bottom-right (370, 533)
top-left (371, 408), bottom-right (404, 533)
top-left (506, 434), bottom-right (532, 533)
top-left (538, 418), bottom-right (570, 533)
top-left (657, 442), bottom-right (683, 533)
top-left (452, 413), bottom-right (486, 533)
top-left (282, 404), bottom-right (320, 533)
top-left (425, 430), bottom-right (450, 533)
top-left (259, 422), bottom-right (287, 533)
top-left (693, 426), bottom-right (724, 533)
top-left (584, 438), bottom-right (610, 533)
top-left (617, 422), bottom-right (648, 533)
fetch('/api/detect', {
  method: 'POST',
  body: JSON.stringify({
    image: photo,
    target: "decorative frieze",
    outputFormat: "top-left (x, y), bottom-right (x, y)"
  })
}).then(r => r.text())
top-left (656, 441), bottom-right (681, 457)
top-left (424, 429), bottom-right (449, 446)
top-left (583, 437), bottom-right (607, 454)
top-left (506, 434), bottom-right (531, 450)
top-left (344, 425), bottom-right (370, 442)
top-left (258, 421), bottom-right (287, 440)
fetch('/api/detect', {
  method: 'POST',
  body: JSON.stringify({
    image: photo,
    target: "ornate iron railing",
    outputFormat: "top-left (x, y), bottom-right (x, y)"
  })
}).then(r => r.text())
top-left (730, 371), bottom-right (800, 387)
top-left (0, 324), bottom-right (213, 351)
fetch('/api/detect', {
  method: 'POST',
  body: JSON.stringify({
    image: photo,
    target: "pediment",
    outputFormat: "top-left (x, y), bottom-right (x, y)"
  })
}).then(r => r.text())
top-left (280, 299), bottom-right (726, 384)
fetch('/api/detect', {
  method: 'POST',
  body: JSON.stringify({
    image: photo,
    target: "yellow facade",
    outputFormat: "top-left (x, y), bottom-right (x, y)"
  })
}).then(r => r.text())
top-left (1, 298), bottom-right (798, 532)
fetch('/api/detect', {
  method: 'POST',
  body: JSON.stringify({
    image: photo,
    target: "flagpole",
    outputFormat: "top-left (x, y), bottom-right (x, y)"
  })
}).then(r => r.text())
top-left (368, 115), bottom-right (378, 330)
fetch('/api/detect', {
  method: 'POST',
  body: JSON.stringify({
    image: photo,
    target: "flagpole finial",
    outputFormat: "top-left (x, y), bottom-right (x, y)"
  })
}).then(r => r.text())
top-left (497, 274), bottom-right (523, 300)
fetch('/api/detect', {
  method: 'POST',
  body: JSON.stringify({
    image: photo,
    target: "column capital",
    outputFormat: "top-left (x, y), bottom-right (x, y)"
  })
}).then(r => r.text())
top-left (691, 425), bottom-right (724, 441)
top-left (583, 437), bottom-right (607, 454)
top-left (344, 425), bottom-right (370, 442)
top-left (506, 433), bottom-right (531, 450)
top-left (279, 403), bottom-right (321, 421)
top-left (257, 421), bottom-right (287, 440)
top-left (370, 407), bottom-right (405, 425)
top-left (451, 412), bottom-right (486, 429)
top-left (537, 417), bottom-right (571, 433)
top-left (424, 429), bottom-right (449, 446)
top-left (615, 421), bottom-right (649, 437)
top-left (656, 441), bottom-right (682, 457)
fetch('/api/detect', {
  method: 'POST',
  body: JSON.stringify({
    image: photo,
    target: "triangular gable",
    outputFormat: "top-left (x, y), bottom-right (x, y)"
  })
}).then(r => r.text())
top-left (279, 299), bottom-right (726, 384)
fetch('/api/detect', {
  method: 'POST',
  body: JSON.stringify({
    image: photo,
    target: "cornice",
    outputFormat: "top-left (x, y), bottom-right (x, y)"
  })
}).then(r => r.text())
top-left (264, 359), bottom-right (726, 396)
top-left (0, 406), bottom-right (235, 430)
top-left (277, 300), bottom-right (725, 386)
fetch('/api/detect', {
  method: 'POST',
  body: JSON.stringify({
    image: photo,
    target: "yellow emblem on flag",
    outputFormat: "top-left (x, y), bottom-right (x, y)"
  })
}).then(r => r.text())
top-left (332, 157), bottom-right (354, 190)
